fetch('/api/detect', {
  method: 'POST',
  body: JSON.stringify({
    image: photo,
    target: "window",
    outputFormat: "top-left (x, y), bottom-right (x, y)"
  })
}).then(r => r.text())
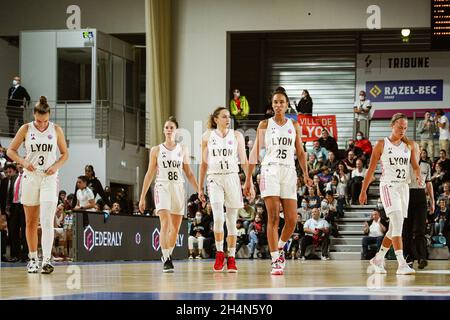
top-left (57, 48), bottom-right (92, 102)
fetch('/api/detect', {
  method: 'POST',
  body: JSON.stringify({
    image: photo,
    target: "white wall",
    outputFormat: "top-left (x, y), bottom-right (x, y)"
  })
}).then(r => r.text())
top-left (20, 31), bottom-right (57, 102)
top-left (106, 140), bottom-right (148, 201)
top-left (172, 0), bottom-right (431, 157)
top-left (0, 0), bottom-right (145, 36)
top-left (0, 39), bottom-right (19, 99)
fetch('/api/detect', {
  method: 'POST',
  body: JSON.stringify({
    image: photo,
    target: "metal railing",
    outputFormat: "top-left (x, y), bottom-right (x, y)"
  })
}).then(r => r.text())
top-left (0, 98), bottom-right (147, 148)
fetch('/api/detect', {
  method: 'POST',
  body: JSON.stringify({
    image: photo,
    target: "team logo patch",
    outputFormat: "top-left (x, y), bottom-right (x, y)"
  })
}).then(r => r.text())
top-left (288, 129), bottom-right (292, 134)
top-left (152, 228), bottom-right (160, 251)
top-left (228, 140), bottom-right (233, 145)
top-left (404, 148), bottom-right (408, 153)
top-left (162, 152), bottom-right (167, 158)
top-left (31, 133), bottom-right (36, 140)
top-left (177, 152), bottom-right (181, 157)
top-left (48, 134), bottom-right (53, 140)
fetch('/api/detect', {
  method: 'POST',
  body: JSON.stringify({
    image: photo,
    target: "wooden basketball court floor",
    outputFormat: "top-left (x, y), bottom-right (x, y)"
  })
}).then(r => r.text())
top-left (1, 259), bottom-right (450, 300)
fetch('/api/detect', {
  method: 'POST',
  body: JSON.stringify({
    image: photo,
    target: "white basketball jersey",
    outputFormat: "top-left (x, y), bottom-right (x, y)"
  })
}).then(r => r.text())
top-left (380, 137), bottom-right (411, 184)
top-left (261, 118), bottom-right (296, 169)
top-left (207, 129), bottom-right (239, 174)
top-left (155, 143), bottom-right (185, 183)
top-left (25, 121), bottom-right (58, 172)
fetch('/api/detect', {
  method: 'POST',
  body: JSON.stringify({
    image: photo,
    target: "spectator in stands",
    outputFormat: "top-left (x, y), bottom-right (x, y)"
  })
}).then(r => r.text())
top-left (58, 190), bottom-right (67, 206)
top-left (188, 211), bottom-right (208, 259)
top-left (437, 182), bottom-right (450, 204)
top-left (6, 75), bottom-right (31, 137)
top-left (355, 131), bottom-right (373, 165)
top-left (287, 214), bottom-right (304, 259)
top-left (346, 139), bottom-right (364, 159)
top-left (74, 176), bottom-right (96, 211)
top-left (361, 209), bottom-right (388, 260)
top-left (307, 153), bottom-right (321, 177)
top-left (300, 208), bottom-right (330, 260)
top-left (435, 149), bottom-right (450, 172)
top-left (115, 188), bottom-right (130, 214)
top-left (334, 162), bottom-right (350, 200)
top-left (434, 198), bottom-right (449, 236)
top-left (104, 186), bottom-right (114, 205)
top-left (230, 88), bottom-right (250, 120)
top-left (318, 129), bottom-right (338, 155)
top-left (324, 151), bottom-right (339, 173)
top-left (326, 175), bottom-right (345, 218)
top-left (318, 166), bottom-right (333, 185)
top-left (295, 89), bottom-right (313, 115)
top-left (418, 111), bottom-right (437, 160)
top-left (431, 163), bottom-right (448, 196)
top-left (312, 175), bottom-right (324, 197)
top-left (235, 220), bottom-right (248, 256)
top-left (311, 140), bottom-right (328, 161)
top-left (298, 198), bottom-right (311, 221)
top-left (0, 145), bottom-right (8, 173)
top-left (238, 198), bottom-right (255, 231)
top-left (297, 177), bottom-right (308, 204)
top-left (306, 186), bottom-right (321, 209)
top-left (110, 202), bottom-right (122, 215)
top-left (53, 203), bottom-right (66, 260)
top-left (435, 110), bottom-right (450, 156)
top-left (343, 150), bottom-right (357, 171)
top-left (264, 104), bottom-right (274, 119)
top-left (247, 213), bottom-right (267, 259)
top-left (349, 159), bottom-right (367, 205)
top-left (73, 165), bottom-right (110, 208)
top-left (353, 90), bottom-right (372, 137)
top-left (322, 192), bottom-right (339, 238)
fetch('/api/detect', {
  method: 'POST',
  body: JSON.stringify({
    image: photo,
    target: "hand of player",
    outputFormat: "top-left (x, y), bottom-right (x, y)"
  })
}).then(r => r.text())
top-left (243, 178), bottom-right (252, 198)
top-left (430, 202), bottom-right (435, 215)
top-left (45, 165), bottom-right (57, 175)
top-left (246, 183), bottom-right (256, 203)
top-left (304, 176), bottom-right (313, 187)
top-left (416, 174), bottom-right (423, 187)
top-left (138, 199), bottom-right (146, 213)
top-left (359, 191), bottom-right (367, 205)
top-left (22, 160), bottom-right (36, 172)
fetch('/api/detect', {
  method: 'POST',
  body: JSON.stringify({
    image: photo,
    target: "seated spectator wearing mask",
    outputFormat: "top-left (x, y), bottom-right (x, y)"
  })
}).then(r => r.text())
top-left (355, 131), bottom-right (373, 165)
top-left (318, 129), bottom-right (338, 156)
top-left (300, 208), bottom-right (330, 260)
top-left (188, 211), bottom-right (208, 259)
top-left (362, 210), bottom-right (388, 260)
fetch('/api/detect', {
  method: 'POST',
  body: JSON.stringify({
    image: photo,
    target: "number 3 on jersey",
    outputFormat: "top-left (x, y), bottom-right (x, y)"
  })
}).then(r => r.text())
top-left (38, 155), bottom-right (45, 166)
top-left (168, 171), bottom-right (178, 181)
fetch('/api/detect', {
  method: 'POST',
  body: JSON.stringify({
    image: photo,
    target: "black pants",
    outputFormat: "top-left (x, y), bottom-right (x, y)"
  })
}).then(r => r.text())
top-left (300, 235), bottom-right (330, 258)
top-left (362, 236), bottom-right (383, 259)
top-left (7, 204), bottom-right (28, 259)
top-left (6, 106), bottom-right (24, 136)
top-left (403, 189), bottom-right (427, 261)
top-left (1, 229), bottom-right (7, 258)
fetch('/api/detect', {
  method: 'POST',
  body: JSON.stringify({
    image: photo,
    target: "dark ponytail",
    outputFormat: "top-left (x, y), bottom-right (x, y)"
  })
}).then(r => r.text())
top-left (34, 96), bottom-right (51, 114)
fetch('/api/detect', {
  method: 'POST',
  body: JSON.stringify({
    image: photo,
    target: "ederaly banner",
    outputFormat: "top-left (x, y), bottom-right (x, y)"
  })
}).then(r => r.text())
top-left (356, 52), bottom-right (450, 110)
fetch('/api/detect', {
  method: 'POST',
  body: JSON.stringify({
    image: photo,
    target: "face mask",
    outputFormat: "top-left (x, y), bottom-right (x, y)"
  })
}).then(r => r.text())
top-left (356, 135), bottom-right (362, 140)
top-left (12, 80), bottom-right (18, 86)
top-left (359, 95), bottom-right (365, 101)
top-left (301, 201), bottom-right (307, 209)
top-left (234, 93), bottom-right (240, 98)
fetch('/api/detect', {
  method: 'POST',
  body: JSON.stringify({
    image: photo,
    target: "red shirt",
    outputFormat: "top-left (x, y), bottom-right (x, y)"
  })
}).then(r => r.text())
top-left (234, 98), bottom-right (241, 111)
top-left (355, 139), bottom-right (373, 155)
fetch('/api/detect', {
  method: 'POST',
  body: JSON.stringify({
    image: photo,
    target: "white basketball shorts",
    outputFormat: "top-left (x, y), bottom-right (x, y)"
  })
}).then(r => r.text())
top-left (21, 170), bottom-right (59, 206)
top-left (154, 182), bottom-right (185, 215)
top-left (260, 165), bottom-right (297, 200)
top-left (379, 182), bottom-right (409, 218)
top-left (207, 173), bottom-right (243, 209)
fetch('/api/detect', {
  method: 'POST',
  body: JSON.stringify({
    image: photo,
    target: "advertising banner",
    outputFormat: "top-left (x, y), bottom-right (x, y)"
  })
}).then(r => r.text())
top-left (74, 211), bottom-right (188, 261)
top-left (295, 114), bottom-right (338, 142)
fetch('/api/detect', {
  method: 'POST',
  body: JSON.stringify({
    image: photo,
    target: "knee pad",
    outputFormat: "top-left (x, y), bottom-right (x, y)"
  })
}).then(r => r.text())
top-left (225, 208), bottom-right (238, 236)
top-left (212, 203), bottom-right (225, 234)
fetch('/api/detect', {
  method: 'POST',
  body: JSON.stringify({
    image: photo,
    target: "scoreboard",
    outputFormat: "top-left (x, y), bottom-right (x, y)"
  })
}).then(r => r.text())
top-left (431, 0), bottom-right (450, 49)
